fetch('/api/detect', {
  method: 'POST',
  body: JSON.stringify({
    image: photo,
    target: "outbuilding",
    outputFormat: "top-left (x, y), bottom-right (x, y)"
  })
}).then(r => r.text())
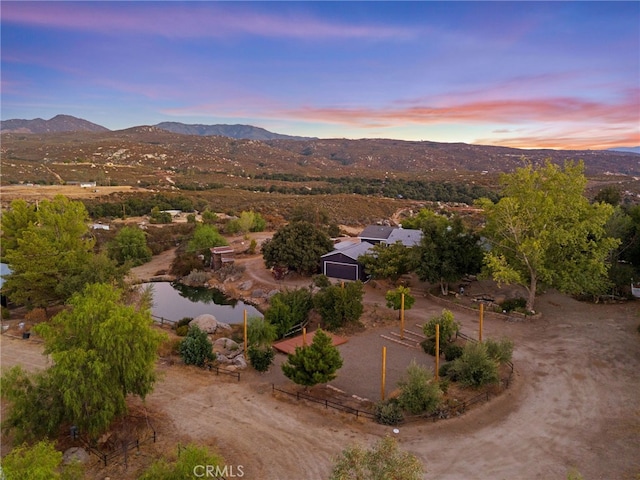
top-left (320, 241), bottom-right (373, 282)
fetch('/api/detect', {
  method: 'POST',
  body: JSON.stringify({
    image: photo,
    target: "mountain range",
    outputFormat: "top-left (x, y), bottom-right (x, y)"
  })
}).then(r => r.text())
top-left (1, 115), bottom-right (639, 186)
top-left (2, 115), bottom-right (637, 155)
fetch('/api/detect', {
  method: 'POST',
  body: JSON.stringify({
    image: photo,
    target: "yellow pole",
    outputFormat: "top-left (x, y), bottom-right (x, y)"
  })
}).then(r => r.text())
top-left (400, 293), bottom-right (405, 340)
top-left (243, 310), bottom-right (248, 354)
top-left (435, 323), bottom-right (440, 381)
top-left (303, 327), bottom-right (307, 346)
top-left (479, 303), bottom-right (484, 343)
top-left (381, 346), bottom-right (387, 401)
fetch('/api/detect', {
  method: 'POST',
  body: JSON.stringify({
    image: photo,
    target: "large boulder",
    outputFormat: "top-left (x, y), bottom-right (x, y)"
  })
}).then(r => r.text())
top-left (213, 337), bottom-right (243, 358)
top-left (63, 447), bottom-right (90, 465)
top-left (190, 314), bottom-right (219, 334)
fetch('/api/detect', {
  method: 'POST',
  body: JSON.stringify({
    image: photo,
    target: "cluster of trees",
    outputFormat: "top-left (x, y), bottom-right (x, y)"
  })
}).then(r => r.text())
top-left (249, 173), bottom-right (499, 203)
top-left (83, 193), bottom-right (197, 219)
top-left (358, 210), bottom-right (484, 295)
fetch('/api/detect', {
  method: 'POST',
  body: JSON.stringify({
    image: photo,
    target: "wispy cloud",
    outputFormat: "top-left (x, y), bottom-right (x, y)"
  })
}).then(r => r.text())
top-left (2, 3), bottom-right (413, 40)
top-left (281, 89), bottom-right (639, 127)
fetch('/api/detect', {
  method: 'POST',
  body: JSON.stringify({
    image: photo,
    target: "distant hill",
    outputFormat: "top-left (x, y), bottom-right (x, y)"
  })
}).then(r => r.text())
top-left (608, 146), bottom-right (640, 154)
top-left (0, 114), bottom-right (109, 134)
top-left (154, 121), bottom-right (314, 141)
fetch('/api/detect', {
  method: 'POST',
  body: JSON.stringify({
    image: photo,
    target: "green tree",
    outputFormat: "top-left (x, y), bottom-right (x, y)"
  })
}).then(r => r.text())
top-left (201, 209), bottom-right (218, 224)
top-left (265, 288), bottom-right (314, 338)
top-left (227, 210), bottom-right (267, 234)
top-left (188, 224), bottom-right (228, 263)
top-left (1, 367), bottom-right (66, 442)
top-left (396, 360), bottom-right (442, 415)
top-left (108, 226), bottom-right (152, 266)
top-left (0, 199), bottom-right (37, 259)
top-left (329, 436), bottom-right (425, 480)
top-left (313, 281), bottom-right (364, 330)
top-left (594, 184), bottom-right (622, 206)
top-left (385, 285), bottom-right (415, 320)
top-left (0, 440), bottom-right (83, 480)
top-left (479, 161), bottom-right (619, 311)
top-left (411, 210), bottom-right (483, 295)
top-left (247, 316), bottom-right (278, 346)
top-left (150, 206), bottom-right (172, 224)
top-left (423, 309), bottom-right (460, 342)
top-left (138, 443), bottom-right (225, 480)
top-left (33, 283), bottom-right (166, 439)
top-left (179, 325), bottom-right (214, 367)
top-left (358, 241), bottom-right (413, 282)
top-left (281, 329), bottom-right (343, 389)
top-left (262, 221), bottom-right (334, 275)
top-left (2, 195), bottom-right (106, 308)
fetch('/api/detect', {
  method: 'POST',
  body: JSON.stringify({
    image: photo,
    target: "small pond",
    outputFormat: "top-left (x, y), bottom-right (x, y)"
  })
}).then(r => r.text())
top-left (141, 282), bottom-right (262, 325)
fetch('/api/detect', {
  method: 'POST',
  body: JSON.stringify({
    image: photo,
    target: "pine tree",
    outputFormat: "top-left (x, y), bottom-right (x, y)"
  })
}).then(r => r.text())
top-left (281, 329), bottom-right (343, 389)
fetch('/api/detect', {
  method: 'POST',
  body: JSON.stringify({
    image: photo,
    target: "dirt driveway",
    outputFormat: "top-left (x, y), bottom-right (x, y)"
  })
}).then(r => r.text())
top-left (2, 254), bottom-right (639, 479)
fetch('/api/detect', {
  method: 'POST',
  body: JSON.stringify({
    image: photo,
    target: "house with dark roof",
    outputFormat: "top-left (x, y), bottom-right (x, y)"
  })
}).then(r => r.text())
top-left (359, 225), bottom-right (422, 247)
top-left (320, 226), bottom-right (423, 281)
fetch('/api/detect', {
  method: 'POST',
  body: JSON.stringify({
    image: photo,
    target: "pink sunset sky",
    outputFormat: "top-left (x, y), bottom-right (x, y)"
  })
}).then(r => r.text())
top-left (1, 1), bottom-right (638, 150)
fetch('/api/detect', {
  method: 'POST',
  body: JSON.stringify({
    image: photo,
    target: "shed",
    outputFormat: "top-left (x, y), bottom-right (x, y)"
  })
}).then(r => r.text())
top-left (210, 246), bottom-right (235, 270)
top-left (321, 242), bottom-right (373, 281)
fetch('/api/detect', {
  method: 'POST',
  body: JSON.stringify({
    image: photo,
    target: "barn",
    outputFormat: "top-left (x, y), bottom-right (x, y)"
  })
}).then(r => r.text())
top-left (320, 241), bottom-right (373, 282)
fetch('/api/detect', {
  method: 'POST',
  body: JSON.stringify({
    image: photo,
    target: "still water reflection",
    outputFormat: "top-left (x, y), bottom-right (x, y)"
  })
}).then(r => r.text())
top-left (141, 282), bottom-right (262, 325)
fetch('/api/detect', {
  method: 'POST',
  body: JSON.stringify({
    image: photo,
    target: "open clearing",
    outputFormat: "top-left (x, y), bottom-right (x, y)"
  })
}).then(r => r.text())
top-left (1, 254), bottom-right (639, 479)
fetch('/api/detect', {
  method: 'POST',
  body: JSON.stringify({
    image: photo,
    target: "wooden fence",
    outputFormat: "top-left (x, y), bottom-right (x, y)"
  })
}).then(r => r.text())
top-left (272, 384), bottom-right (376, 420)
top-left (77, 428), bottom-right (157, 467)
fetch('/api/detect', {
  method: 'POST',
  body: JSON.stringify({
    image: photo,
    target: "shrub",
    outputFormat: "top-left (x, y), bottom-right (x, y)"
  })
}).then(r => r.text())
top-left (247, 345), bottom-right (275, 372)
top-left (438, 362), bottom-right (453, 379)
top-left (421, 338), bottom-right (437, 356)
top-left (500, 297), bottom-right (527, 312)
top-left (179, 325), bottom-right (214, 367)
top-left (484, 337), bottom-right (514, 364)
top-left (175, 325), bottom-right (189, 337)
top-left (444, 343), bottom-right (464, 361)
top-left (374, 398), bottom-right (404, 425)
top-left (181, 270), bottom-right (212, 287)
top-left (438, 378), bottom-right (450, 394)
top-left (396, 360), bottom-right (442, 415)
top-left (423, 309), bottom-right (460, 342)
top-left (174, 317), bottom-right (193, 329)
top-left (449, 342), bottom-right (499, 388)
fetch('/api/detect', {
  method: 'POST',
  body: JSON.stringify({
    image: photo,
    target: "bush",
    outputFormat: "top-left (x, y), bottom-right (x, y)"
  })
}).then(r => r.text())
top-left (421, 338), bottom-right (437, 356)
top-left (444, 343), bottom-right (464, 361)
top-left (438, 378), bottom-right (450, 394)
top-left (247, 345), bottom-right (275, 372)
top-left (423, 309), bottom-right (460, 342)
top-left (175, 325), bottom-right (189, 337)
top-left (396, 360), bottom-right (442, 415)
top-left (500, 297), bottom-right (527, 312)
top-left (374, 398), bottom-right (404, 425)
top-left (438, 362), bottom-right (453, 379)
top-left (179, 325), bottom-right (214, 366)
top-left (449, 342), bottom-right (499, 388)
top-left (181, 270), bottom-right (212, 287)
top-left (174, 317), bottom-right (193, 329)
top-left (484, 337), bottom-right (514, 364)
